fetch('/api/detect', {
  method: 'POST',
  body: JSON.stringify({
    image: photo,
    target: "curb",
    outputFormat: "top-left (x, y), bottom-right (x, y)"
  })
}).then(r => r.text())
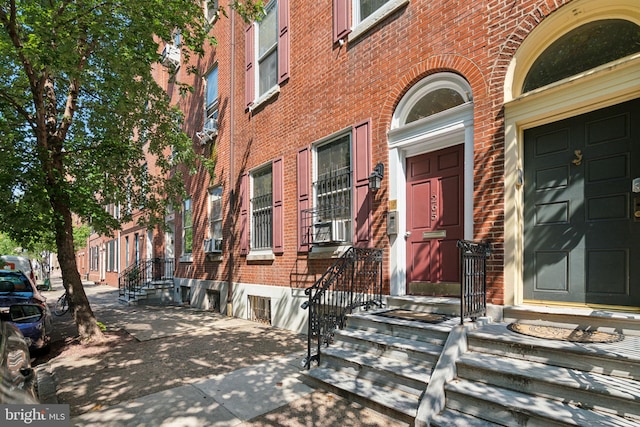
top-left (35, 363), bottom-right (58, 404)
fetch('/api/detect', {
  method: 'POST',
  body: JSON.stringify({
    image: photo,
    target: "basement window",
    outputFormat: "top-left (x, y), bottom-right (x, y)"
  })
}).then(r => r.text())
top-left (248, 295), bottom-right (271, 325)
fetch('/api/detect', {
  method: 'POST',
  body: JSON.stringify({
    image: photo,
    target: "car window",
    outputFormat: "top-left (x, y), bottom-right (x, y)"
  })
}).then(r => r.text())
top-left (0, 272), bottom-right (33, 294)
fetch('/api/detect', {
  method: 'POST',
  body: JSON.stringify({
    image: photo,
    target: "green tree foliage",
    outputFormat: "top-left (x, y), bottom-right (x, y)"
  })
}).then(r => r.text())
top-left (0, 0), bottom-right (263, 342)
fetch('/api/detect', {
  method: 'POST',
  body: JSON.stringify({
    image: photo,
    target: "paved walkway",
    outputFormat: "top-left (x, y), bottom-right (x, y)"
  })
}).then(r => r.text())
top-left (36, 277), bottom-right (406, 427)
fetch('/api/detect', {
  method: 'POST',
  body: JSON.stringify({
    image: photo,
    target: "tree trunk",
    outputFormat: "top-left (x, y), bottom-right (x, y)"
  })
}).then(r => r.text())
top-left (53, 200), bottom-right (105, 343)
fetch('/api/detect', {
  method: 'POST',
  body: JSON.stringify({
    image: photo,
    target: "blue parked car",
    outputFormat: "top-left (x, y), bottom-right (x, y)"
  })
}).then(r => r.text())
top-left (0, 269), bottom-right (52, 352)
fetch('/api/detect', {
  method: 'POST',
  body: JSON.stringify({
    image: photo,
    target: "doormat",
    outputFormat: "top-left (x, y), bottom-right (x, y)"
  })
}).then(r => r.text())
top-left (507, 323), bottom-right (624, 343)
top-left (375, 309), bottom-right (449, 324)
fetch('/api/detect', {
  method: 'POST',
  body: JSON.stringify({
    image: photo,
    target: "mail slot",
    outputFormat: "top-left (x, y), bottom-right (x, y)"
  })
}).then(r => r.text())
top-left (422, 230), bottom-right (447, 239)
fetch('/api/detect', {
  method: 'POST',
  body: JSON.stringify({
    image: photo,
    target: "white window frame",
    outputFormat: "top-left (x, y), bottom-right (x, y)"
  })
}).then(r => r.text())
top-left (207, 187), bottom-right (223, 254)
top-left (250, 164), bottom-right (274, 253)
top-left (203, 0), bottom-right (219, 23)
top-left (203, 65), bottom-right (219, 137)
top-left (349, 0), bottom-right (409, 42)
top-left (255, 0), bottom-right (279, 100)
top-left (181, 198), bottom-right (193, 260)
top-left (312, 130), bottom-right (353, 247)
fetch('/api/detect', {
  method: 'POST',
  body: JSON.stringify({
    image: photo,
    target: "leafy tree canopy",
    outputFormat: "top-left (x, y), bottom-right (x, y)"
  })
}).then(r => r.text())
top-left (0, 0), bottom-right (262, 241)
top-left (0, 0), bottom-right (263, 342)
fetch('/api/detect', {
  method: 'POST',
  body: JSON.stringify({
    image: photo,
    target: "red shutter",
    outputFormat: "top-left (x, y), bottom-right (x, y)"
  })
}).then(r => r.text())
top-left (272, 157), bottom-right (284, 254)
top-left (297, 147), bottom-right (310, 252)
top-left (245, 24), bottom-right (255, 108)
top-left (278, 0), bottom-right (290, 83)
top-left (353, 120), bottom-right (372, 246)
top-left (240, 173), bottom-right (249, 255)
top-left (333, 0), bottom-right (351, 43)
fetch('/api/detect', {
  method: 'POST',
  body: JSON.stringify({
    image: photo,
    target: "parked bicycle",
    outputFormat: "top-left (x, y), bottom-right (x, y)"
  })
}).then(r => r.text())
top-left (54, 291), bottom-right (69, 316)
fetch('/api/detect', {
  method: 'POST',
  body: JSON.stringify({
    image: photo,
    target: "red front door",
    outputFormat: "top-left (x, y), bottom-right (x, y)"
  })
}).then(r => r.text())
top-left (406, 145), bottom-right (464, 292)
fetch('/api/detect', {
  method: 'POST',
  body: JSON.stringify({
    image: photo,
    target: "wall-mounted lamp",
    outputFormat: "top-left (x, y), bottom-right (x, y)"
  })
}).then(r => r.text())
top-left (368, 163), bottom-right (384, 191)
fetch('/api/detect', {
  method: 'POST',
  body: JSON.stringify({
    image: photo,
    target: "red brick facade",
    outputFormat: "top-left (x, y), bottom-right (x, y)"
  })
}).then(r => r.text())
top-left (82, 0), bottom-right (640, 323)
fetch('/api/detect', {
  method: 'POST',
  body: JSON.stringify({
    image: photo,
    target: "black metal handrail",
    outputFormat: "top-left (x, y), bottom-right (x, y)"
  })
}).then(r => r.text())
top-left (118, 258), bottom-right (175, 300)
top-left (457, 240), bottom-right (491, 324)
top-left (301, 247), bottom-right (383, 369)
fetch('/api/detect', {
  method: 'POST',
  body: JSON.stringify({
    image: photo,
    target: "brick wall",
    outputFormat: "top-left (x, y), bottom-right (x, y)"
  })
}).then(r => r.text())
top-left (167, 0), bottom-right (575, 305)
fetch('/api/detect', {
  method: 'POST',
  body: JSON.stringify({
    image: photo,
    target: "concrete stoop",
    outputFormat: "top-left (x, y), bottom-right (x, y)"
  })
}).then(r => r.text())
top-left (118, 280), bottom-right (174, 306)
top-left (431, 310), bottom-right (640, 427)
top-left (304, 298), bottom-right (640, 426)
top-left (302, 298), bottom-right (461, 425)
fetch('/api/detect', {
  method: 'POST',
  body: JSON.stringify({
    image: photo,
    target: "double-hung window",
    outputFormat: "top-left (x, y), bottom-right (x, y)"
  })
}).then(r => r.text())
top-left (297, 121), bottom-right (373, 253)
top-left (313, 134), bottom-right (352, 244)
top-left (206, 187), bottom-right (223, 253)
top-left (240, 158), bottom-right (283, 256)
top-left (245, 0), bottom-right (290, 108)
top-left (182, 198), bottom-right (193, 257)
top-left (202, 66), bottom-right (219, 140)
top-left (333, 0), bottom-right (408, 43)
top-left (251, 166), bottom-right (273, 250)
top-left (258, 2), bottom-right (278, 97)
top-left (204, 0), bottom-right (219, 23)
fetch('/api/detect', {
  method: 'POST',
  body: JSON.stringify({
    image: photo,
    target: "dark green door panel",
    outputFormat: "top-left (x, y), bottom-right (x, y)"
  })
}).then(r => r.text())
top-left (524, 98), bottom-right (640, 307)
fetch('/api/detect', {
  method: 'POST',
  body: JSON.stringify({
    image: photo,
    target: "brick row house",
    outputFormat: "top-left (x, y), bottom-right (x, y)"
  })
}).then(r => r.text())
top-left (84, 0), bottom-right (640, 330)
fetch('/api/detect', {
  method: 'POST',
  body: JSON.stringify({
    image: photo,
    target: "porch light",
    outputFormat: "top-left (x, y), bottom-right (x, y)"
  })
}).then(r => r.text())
top-left (368, 163), bottom-right (384, 191)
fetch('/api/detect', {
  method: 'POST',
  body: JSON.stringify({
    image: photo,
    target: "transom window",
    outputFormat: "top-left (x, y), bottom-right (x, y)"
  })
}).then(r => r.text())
top-left (406, 88), bottom-right (465, 124)
top-left (251, 166), bottom-right (273, 250)
top-left (391, 72), bottom-right (472, 129)
top-left (523, 19), bottom-right (640, 93)
top-left (257, 1), bottom-right (278, 96)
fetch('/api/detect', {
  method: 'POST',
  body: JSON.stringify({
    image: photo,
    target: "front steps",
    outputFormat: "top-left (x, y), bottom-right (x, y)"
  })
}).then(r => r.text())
top-left (118, 280), bottom-right (174, 305)
top-left (304, 298), bottom-right (640, 426)
top-left (303, 298), bottom-right (460, 424)
top-left (432, 308), bottom-right (640, 426)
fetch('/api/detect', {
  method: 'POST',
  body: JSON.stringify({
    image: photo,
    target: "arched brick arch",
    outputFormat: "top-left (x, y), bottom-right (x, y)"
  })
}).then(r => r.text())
top-left (487, 0), bottom-right (570, 96)
top-left (381, 54), bottom-right (487, 123)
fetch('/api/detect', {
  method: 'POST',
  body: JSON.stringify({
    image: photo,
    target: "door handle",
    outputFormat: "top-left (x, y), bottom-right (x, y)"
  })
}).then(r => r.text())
top-left (404, 231), bottom-right (412, 238)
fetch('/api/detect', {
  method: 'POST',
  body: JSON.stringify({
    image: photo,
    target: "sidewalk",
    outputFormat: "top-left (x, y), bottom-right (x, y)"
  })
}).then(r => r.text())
top-left (36, 280), bottom-right (406, 427)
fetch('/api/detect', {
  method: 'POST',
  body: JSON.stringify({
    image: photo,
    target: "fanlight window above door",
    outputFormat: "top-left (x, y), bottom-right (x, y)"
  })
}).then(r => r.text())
top-left (405, 88), bottom-right (465, 124)
top-left (523, 19), bottom-right (640, 93)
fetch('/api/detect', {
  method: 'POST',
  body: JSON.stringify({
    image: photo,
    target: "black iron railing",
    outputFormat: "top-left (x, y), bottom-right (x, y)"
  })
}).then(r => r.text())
top-left (301, 247), bottom-right (383, 369)
top-left (118, 258), bottom-right (175, 300)
top-left (457, 240), bottom-right (491, 324)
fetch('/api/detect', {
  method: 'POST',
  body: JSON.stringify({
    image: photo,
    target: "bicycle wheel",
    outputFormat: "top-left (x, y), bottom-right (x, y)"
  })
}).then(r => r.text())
top-left (54, 293), bottom-right (69, 316)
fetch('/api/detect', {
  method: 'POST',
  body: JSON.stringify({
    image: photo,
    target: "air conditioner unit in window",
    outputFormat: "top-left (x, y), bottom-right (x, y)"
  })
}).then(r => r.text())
top-left (313, 220), bottom-right (348, 244)
top-left (203, 238), bottom-right (222, 254)
top-left (161, 44), bottom-right (181, 68)
top-left (196, 116), bottom-right (218, 145)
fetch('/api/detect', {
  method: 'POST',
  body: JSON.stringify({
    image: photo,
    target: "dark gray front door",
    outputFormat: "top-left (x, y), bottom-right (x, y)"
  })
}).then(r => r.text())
top-left (524, 98), bottom-right (640, 307)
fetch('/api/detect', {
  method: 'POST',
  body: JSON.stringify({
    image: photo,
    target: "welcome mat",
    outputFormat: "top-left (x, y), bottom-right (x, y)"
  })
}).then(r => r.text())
top-left (507, 323), bottom-right (624, 343)
top-left (375, 309), bottom-right (449, 324)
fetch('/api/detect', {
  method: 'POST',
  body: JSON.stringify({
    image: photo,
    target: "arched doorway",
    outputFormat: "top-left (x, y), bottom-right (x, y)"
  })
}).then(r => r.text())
top-left (388, 72), bottom-right (474, 296)
top-left (504, 0), bottom-right (640, 308)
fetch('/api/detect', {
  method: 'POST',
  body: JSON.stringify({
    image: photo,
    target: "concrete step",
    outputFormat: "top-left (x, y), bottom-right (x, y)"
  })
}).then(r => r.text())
top-left (456, 352), bottom-right (640, 420)
top-left (347, 311), bottom-right (453, 346)
top-left (444, 378), bottom-right (639, 427)
top-left (304, 367), bottom-right (419, 424)
top-left (430, 408), bottom-right (502, 427)
top-left (467, 323), bottom-right (640, 380)
top-left (386, 296), bottom-right (461, 316)
top-left (504, 306), bottom-right (640, 337)
top-left (320, 345), bottom-right (432, 392)
top-left (333, 328), bottom-right (444, 365)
